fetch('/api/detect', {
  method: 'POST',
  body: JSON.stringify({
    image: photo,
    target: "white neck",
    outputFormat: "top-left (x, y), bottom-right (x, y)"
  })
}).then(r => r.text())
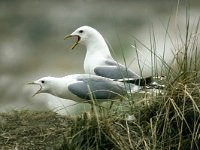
top-left (85, 33), bottom-right (112, 57)
top-left (48, 78), bottom-right (67, 98)
top-left (83, 31), bottom-right (115, 74)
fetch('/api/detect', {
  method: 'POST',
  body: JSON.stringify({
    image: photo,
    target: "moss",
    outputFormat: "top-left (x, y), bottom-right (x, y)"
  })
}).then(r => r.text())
top-left (0, 111), bottom-right (73, 149)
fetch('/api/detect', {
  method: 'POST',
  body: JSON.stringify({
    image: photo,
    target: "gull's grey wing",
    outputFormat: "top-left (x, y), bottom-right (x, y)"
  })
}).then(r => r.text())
top-left (94, 60), bottom-right (152, 86)
top-left (95, 60), bottom-right (139, 79)
top-left (68, 77), bottom-right (126, 100)
top-left (94, 65), bottom-right (138, 79)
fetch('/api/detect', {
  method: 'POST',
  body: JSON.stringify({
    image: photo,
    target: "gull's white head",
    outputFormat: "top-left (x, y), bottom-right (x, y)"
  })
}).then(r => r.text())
top-left (29, 76), bottom-right (55, 96)
top-left (64, 26), bottom-right (105, 49)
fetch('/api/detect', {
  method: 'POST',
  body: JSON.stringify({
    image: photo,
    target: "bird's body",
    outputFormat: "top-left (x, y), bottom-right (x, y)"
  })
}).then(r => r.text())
top-left (65, 26), bottom-right (152, 85)
top-left (30, 74), bottom-right (135, 103)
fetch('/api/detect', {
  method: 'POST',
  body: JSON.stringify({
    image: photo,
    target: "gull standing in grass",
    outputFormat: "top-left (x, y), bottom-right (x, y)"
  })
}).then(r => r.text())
top-left (28, 74), bottom-right (136, 109)
top-left (64, 26), bottom-right (152, 86)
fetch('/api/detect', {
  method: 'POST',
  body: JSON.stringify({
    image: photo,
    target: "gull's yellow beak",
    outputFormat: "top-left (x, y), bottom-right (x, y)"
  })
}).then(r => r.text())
top-left (64, 34), bottom-right (80, 50)
top-left (64, 34), bottom-right (72, 40)
top-left (27, 81), bottom-right (42, 97)
top-left (27, 82), bottom-right (35, 85)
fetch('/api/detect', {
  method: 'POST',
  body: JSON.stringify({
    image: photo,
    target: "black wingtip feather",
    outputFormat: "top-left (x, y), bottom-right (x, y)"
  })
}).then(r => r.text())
top-left (121, 76), bottom-right (153, 86)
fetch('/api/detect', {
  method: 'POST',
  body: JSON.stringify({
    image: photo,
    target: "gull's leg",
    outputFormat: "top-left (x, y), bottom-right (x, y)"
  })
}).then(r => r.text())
top-left (90, 100), bottom-right (98, 115)
top-left (90, 103), bottom-right (94, 113)
top-left (109, 101), bottom-right (114, 109)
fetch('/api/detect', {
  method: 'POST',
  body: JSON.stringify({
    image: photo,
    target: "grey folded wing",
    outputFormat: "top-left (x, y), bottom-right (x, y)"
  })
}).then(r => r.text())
top-left (68, 78), bottom-right (126, 100)
top-left (94, 65), bottom-right (139, 79)
top-left (94, 66), bottom-right (152, 86)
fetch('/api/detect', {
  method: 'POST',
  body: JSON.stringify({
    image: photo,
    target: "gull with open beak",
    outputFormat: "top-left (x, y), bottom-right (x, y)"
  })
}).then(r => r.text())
top-left (64, 34), bottom-right (81, 49)
top-left (28, 81), bottom-right (43, 97)
top-left (64, 26), bottom-right (152, 86)
top-left (28, 74), bottom-right (136, 105)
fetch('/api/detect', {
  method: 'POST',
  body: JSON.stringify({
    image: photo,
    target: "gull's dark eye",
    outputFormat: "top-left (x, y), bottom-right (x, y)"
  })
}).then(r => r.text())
top-left (41, 80), bottom-right (45, 83)
top-left (79, 30), bottom-right (83, 33)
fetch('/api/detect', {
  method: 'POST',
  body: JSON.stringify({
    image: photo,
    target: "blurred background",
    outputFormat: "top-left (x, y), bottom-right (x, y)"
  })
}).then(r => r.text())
top-left (0, 0), bottom-right (200, 115)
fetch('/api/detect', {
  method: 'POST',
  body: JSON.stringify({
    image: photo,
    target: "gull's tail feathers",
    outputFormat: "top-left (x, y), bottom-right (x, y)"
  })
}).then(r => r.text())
top-left (116, 76), bottom-right (153, 86)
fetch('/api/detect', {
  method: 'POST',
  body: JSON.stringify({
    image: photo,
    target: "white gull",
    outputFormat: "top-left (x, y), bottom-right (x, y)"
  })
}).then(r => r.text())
top-left (64, 26), bottom-right (152, 86)
top-left (28, 74), bottom-right (138, 104)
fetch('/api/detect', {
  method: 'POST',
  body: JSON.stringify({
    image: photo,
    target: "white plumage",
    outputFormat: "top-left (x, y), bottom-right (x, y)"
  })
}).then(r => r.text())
top-left (64, 26), bottom-right (152, 86)
top-left (29, 74), bottom-right (138, 104)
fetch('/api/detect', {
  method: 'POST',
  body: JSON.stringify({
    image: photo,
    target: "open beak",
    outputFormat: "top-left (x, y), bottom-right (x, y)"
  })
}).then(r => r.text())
top-left (64, 34), bottom-right (80, 50)
top-left (27, 82), bottom-right (42, 97)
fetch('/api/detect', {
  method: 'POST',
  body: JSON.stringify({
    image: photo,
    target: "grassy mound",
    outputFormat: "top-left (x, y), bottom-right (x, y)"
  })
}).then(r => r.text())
top-left (0, 83), bottom-right (199, 150)
top-left (0, 111), bottom-right (73, 149)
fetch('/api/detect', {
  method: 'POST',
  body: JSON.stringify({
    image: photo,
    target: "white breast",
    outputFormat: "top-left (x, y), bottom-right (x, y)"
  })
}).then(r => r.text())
top-left (84, 52), bottom-right (110, 75)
